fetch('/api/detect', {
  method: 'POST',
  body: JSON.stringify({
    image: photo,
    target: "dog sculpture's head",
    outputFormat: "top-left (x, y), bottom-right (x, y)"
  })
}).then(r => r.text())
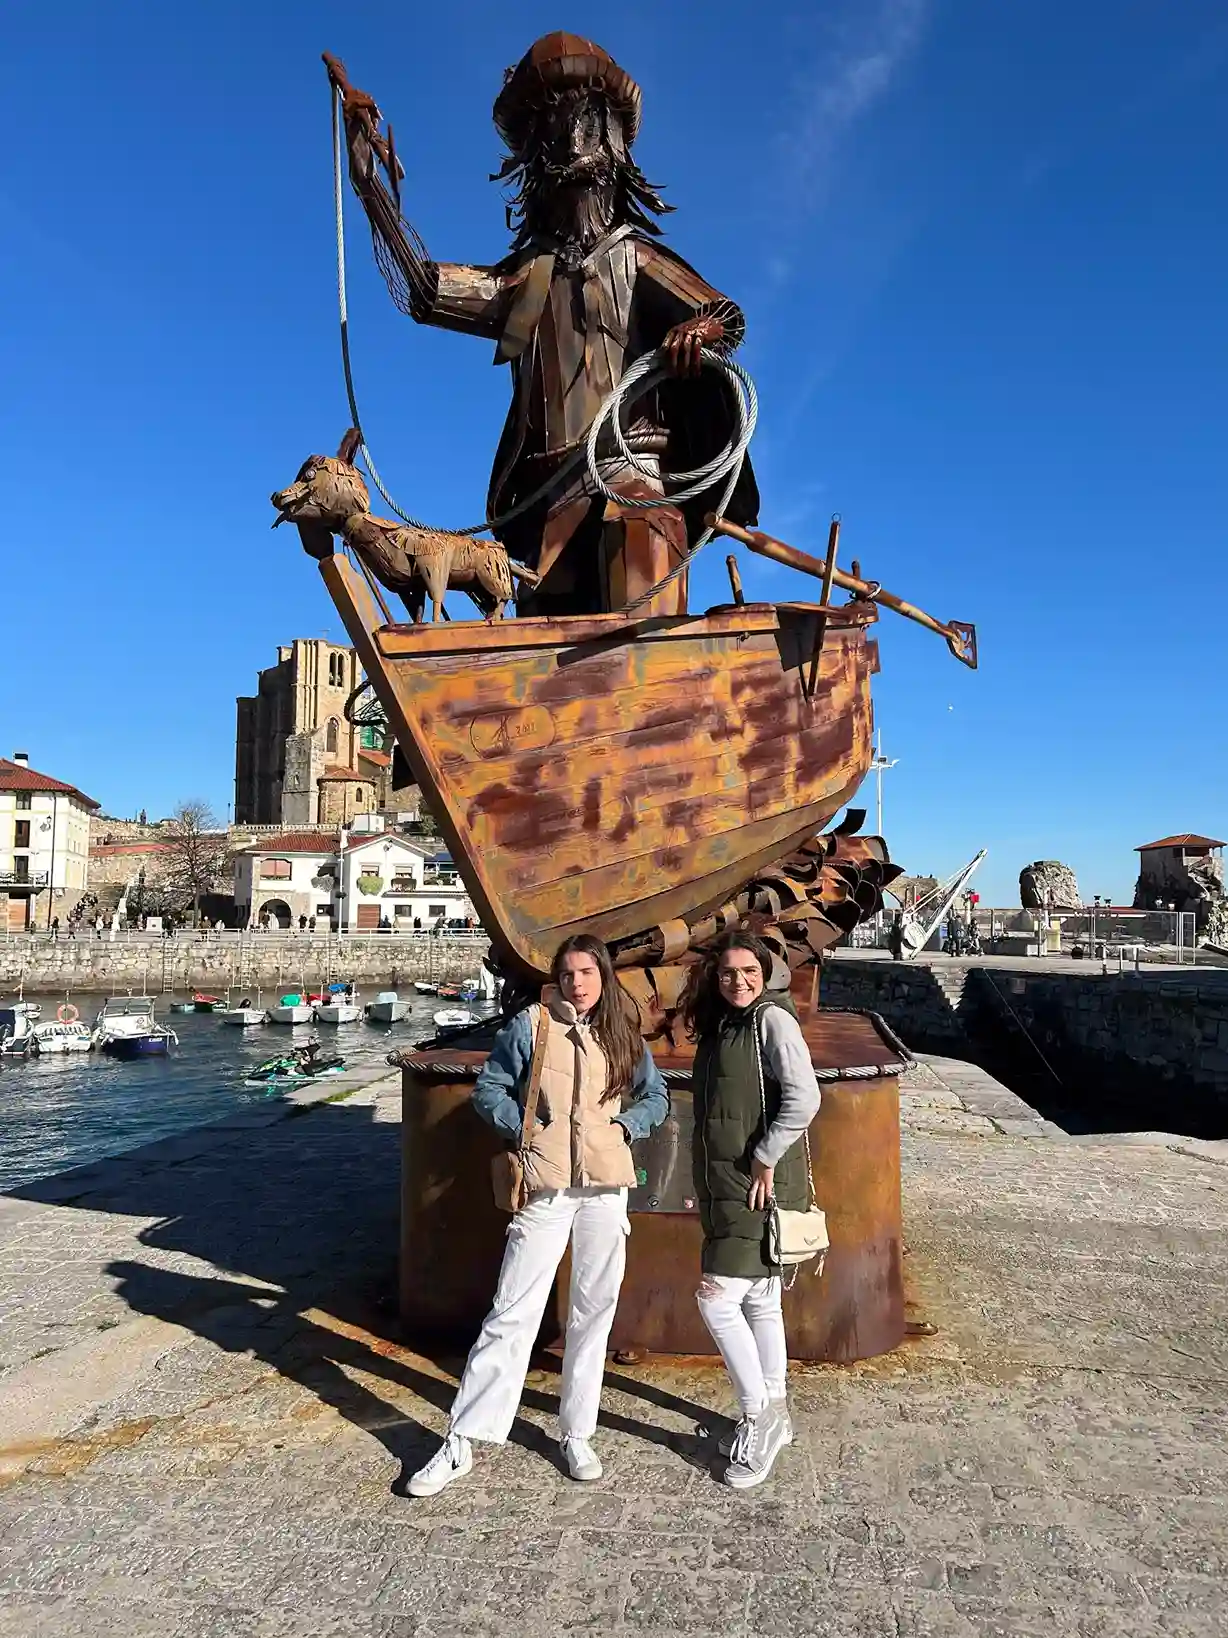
top-left (271, 430), bottom-right (370, 559)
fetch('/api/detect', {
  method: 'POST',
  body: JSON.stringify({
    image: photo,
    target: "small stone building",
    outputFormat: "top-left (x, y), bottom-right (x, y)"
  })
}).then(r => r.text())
top-left (1133, 834), bottom-right (1226, 935)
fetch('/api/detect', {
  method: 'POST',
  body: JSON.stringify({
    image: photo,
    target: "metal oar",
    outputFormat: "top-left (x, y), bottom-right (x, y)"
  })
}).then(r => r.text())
top-left (705, 514), bottom-right (978, 669)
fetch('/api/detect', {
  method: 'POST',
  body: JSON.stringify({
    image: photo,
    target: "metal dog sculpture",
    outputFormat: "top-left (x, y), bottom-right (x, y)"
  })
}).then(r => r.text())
top-left (271, 430), bottom-right (538, 622)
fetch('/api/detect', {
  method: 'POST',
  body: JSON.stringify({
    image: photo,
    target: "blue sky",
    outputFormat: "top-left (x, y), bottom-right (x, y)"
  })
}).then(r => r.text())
top-left (3, 1), bottom-right (1225, 905)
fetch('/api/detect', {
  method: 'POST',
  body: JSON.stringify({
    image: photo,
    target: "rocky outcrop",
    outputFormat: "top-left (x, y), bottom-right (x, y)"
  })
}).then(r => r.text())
top-left (1019, 860), bottom-right (1081, 911)
top-left (890, 874), bottom-right (939, 907)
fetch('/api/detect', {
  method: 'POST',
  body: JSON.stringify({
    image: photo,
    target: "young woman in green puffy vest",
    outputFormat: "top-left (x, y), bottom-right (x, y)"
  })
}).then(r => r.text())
top-left (680, 930), bottom-right (822, 1488)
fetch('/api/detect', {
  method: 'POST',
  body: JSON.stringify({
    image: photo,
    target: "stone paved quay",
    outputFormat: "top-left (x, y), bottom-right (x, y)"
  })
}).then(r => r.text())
top-left (2, 1058), bottom-right (1228, 1635)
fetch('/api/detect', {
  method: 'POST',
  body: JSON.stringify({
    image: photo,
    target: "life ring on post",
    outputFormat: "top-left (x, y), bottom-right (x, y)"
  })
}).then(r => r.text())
top-left (57, 1002), bottom-right (79, 1023)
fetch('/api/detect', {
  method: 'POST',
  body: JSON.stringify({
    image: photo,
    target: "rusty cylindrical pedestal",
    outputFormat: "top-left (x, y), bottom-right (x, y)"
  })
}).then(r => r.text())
top-left (397, 1009), bottom-right (906, 1364)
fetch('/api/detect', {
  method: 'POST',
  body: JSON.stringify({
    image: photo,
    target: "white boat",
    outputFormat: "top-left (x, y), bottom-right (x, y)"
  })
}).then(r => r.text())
top-left (0, 1006), bottom-right (36, 1058)
top-left (220, 1006), bottom-right (268, 1026)
top-left (413, 981), bottom-right (437, 995)
top-left (31, 1019), bottom-right (93, 1054)
top-left (365, 990), bottom-right (410, 1024)
top-left (315, 988), bottom-right (362, 1024)
top-left (3, 999), bottom-right (42, 1022)
top-left (92, 997), bottom-right (178, 1057)
top-left (433, 1007), bottom-right (477, 1028)
top-left (268, 992), bottom-right (314, 1024)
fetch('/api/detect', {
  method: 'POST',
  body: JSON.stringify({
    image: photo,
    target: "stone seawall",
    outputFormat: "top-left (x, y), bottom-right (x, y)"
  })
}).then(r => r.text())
top-left (822, 957), bottom-right (1228, 1127)
top-left (965, 967), bottom-right (1228, 1119)
top-left (819, 960), bottom-right (971, 1052)
top-left (0, 934), bottom-right (485, 995)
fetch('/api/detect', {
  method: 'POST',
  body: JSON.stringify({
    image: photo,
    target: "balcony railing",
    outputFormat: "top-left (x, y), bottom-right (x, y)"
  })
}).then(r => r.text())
top-left (0, 869), bottom-right (49, 890)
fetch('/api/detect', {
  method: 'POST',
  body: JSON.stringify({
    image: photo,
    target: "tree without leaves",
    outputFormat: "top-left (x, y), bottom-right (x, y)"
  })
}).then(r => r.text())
top-left (162, 800), bottom-right (232, 920)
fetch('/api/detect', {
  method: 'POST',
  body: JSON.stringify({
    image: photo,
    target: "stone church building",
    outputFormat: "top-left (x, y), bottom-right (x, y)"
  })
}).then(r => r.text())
top-left (234, 639), bottom-right (399, 827)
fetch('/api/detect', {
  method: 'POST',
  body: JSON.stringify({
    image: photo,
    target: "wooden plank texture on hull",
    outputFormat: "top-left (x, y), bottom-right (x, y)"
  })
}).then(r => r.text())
top-left (321, 553), bottom-right (875, 976)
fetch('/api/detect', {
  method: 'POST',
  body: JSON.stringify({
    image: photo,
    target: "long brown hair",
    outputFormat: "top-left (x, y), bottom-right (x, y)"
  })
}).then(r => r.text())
top-left (551, 933), bottom-right (641, 1104)
top-left (679, 930), bottom-right (774, 1042)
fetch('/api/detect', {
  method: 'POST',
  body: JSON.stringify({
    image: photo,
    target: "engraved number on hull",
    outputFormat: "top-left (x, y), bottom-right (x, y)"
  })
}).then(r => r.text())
top-left (470, 706), bottom-right (557, 757)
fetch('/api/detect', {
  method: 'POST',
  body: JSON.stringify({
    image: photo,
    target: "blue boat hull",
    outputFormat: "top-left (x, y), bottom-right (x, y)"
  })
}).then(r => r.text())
top-left (103, 1036), bottom-right (171, 1058)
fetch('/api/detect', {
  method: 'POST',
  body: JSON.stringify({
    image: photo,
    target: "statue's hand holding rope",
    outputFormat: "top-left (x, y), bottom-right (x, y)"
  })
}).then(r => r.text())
top-left (323, 52), bottom-right (403, 190)
top-left (663, 314), bottom-right (726, 377)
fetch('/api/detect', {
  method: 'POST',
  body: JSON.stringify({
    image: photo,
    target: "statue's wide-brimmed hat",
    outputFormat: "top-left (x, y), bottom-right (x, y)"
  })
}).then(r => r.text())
top-left (494, 32), bottom-right (643, 153)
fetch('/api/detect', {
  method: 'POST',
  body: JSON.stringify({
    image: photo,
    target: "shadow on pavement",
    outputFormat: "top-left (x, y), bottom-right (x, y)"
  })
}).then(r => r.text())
top-left (14, 1097), bottom-right (714, 1489)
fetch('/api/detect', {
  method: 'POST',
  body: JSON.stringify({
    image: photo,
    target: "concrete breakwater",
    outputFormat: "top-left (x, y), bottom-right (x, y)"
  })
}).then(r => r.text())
top-left (822, 957), bottom-right (1228, 1133)
top-left (0, 932), bottom-right (486, 995)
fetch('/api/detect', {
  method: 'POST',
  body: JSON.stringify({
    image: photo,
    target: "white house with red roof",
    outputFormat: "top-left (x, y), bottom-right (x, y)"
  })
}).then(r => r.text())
top-left (0, 752), bottom-right (100, 931)
top-left (233, 819), bottom-right (475, 931)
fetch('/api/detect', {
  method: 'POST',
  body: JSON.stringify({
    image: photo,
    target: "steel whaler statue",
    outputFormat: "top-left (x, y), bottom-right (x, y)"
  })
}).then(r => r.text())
top-left (279, 34), bottom-right (978, 1030)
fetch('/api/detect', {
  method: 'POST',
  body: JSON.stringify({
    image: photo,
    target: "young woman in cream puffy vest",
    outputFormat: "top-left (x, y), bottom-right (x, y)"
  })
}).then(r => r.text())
top-left (407, 934), bottom-right (668, 1497)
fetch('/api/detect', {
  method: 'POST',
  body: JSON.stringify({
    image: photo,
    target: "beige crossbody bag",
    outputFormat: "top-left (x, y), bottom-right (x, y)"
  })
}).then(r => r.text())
top-left (752, 1009), bottom-right (829, 1277)
top-left (490, 1007), bottom-right (552, 1214)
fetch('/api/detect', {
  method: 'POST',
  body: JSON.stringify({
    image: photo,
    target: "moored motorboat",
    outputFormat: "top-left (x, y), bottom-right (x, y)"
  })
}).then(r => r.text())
top-left (0, 1006), bottom-right (36, 1059)
top-left (31, 1019), bottom-right (93, 1054)
top-left (3, 999), bottom-right (42, 1022)
top-left (220, 996), bottom-right (268, 1026)
top-left (169, 1001), bottom-right (196, 1015)
top-left (433, 1007), bottom-right (477, 1028)
top-left (267, 993), bottom-right (314, 1025)
top-left (193, 993), bottom-right (226, 1013)
top-left (92, 997), bottom-right (178, 1057)
top-left (314, 984), bottom-right (362, 1024)
top-left (365, 990), bottom-right (410, 1023)
top-left (412, 982), bottom-right (437, 995)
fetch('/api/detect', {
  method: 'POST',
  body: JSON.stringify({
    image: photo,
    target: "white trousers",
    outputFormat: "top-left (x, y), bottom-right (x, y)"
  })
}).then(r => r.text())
top-left (696, 1272), bottom-right (787, 1417)
top-left (449, 1187), bottom-right (629, 1444)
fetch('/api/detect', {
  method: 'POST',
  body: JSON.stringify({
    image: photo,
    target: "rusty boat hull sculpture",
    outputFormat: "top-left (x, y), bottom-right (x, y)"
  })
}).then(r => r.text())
top-left (323, 550), bottom-right (883, 982)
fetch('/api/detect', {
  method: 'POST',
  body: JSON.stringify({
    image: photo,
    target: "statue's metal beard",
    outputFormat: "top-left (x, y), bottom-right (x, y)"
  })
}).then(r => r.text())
top-left (494, 104), bottom-right (673, 254)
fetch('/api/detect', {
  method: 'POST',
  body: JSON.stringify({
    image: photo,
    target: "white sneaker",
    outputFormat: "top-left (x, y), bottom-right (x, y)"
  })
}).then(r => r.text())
top-left (724, 1404), bottom-right (791, 1490)
top-left (717, 1399), bottom-right (792, 1458)
top-left (560, 1435), bottom-right (603, 1482)
top-left (407, 1432), bottom-right (473, 1497)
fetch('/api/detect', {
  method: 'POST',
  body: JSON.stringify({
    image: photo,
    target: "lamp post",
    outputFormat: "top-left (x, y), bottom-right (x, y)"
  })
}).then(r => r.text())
top-left (868, 733), bottom-right (899, 839)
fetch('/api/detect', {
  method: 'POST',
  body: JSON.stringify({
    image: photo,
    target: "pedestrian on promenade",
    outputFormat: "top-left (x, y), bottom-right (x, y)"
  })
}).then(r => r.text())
top-left (50, 917), bottom-right (59, 941)
top-left (679, 930), bottom-right (822, 1490)
top-left (406, 933), bottom-right (669, 1498)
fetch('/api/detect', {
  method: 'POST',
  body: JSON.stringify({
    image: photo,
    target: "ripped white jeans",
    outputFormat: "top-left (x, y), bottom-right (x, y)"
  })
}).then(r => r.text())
top-left (696, 1272), bottom-right (787, 1417)
top-left (449, 1187), bottom-right (629, 1444)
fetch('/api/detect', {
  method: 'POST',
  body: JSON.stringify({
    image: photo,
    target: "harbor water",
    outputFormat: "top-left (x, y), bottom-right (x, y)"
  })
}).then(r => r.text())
top-left (0, 992), bottom-right (472, 1193)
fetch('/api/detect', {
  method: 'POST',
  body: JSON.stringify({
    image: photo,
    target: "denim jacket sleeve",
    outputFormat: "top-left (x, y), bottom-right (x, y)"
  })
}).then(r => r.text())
top-left (612, 1045), bottom-right (670, 1142)
top-left (470, 1009), bottom-right (535, 1141)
